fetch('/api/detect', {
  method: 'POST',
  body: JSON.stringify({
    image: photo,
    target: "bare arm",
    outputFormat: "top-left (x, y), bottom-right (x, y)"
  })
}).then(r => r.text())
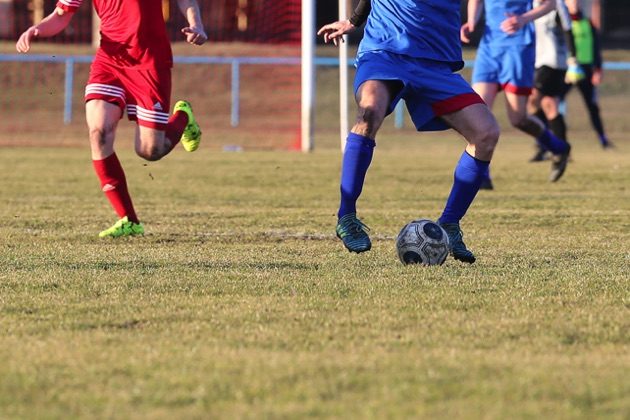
top-left (16, 7), bottom-right (74, 53)
top-left (501, 0), bottom-right (556, 35)
top-left (461, 0), bottom-right (483, 43)
top-left (317, 0), bottom-right (371, 46)
top-left (176, 0), bottom-right (207, 45)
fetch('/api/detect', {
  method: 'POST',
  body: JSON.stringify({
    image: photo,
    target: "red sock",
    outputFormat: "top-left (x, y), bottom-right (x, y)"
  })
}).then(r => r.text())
top-left (164, 110), bottom-right (188, 152)
top-left (92, 153), bottom-right (139, 223)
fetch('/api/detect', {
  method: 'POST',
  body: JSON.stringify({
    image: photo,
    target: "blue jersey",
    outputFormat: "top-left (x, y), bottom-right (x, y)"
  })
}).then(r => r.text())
top-left (482, 0), bottom-right (535, 46)
top-left (358, 0), bottom-right (464, 71)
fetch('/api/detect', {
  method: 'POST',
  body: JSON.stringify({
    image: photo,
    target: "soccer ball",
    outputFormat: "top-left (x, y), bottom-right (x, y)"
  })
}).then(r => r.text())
top-left (396, 219), bottom-right (449, 265)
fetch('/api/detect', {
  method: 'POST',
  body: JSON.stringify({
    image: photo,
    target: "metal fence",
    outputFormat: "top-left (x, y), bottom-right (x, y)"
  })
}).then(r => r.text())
top-left (2, 53), bottom-right (630, 129)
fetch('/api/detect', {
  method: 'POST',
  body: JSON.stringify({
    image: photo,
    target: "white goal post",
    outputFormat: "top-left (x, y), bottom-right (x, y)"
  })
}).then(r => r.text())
top-left (301, 0), bottom-right (349, 153)
top-left (302, 0), bottom-right (315, 152)
top-left (339, 0), bottom-right (349, 152)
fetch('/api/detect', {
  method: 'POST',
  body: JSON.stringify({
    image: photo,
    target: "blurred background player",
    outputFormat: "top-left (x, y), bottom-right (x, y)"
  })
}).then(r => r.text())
top-left (462, 0), bottom-right (572, 187)
top-left (561, 0), bottom-right (612, 148)
top-left (528, 0), bottom-right (581, 162)
top-left (16, 0), bottom-right (207, 238)
top-left (318, 0), bottom-right (500, 264)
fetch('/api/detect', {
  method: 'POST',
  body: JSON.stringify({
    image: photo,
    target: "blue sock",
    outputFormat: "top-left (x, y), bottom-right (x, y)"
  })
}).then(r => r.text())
top-left (536, 129), bottom-right (569, 154)
top-left (439, 151), bottom-right (490, 224)
top-left (338, 133), bottom-right (375, 218)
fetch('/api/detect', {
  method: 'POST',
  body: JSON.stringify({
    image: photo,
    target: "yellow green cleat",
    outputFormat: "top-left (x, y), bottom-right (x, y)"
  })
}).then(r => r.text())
top-left (98, 216), bottom-right (144, 238)
top-left (174, 100), bottom-right (201, 152)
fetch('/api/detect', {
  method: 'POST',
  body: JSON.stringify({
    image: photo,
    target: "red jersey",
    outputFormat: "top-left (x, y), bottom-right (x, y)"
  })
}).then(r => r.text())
top-left (56, 0), bottom-right (173, 69)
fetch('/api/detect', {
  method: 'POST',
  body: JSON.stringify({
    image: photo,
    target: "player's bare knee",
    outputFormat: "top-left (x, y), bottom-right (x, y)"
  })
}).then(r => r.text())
top-left (88, 126), bottom-right (112, 149)
top-left (355, 105), bottom-right (385, 137)
top-left (470, 122), bottom-right (500, 155)
top-left (135, 145), bottom-right (162, 161)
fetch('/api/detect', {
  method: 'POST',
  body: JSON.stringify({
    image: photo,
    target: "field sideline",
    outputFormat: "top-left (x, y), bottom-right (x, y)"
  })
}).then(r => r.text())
top-left (1, 131), bottom-right (628, 417)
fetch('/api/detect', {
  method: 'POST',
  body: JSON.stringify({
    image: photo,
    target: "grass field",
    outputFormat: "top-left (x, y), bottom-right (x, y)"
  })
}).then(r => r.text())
top-left (1, 134), bottom-right (629, 418)
top-left (1, 42), bottom-right (630, 418)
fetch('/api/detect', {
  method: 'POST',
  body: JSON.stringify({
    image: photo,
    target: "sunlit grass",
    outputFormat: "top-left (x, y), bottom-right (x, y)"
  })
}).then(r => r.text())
top-left (0, 134), bottom-right (628, 418)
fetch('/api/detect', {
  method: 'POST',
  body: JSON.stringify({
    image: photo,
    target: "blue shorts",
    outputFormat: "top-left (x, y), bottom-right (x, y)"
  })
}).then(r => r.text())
top-left (354, 51), bottom-right (484, 131)
top-left (472, 42), bottom-right (535, 95)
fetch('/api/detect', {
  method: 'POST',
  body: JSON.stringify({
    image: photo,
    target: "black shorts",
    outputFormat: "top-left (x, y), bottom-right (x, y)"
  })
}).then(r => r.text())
top-left (534, 66), bottom-right (568, 97)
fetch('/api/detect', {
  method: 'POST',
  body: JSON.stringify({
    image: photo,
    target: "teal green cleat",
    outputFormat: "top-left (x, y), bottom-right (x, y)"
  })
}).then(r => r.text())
top-left (336, 213), bottom-right (371, 253)
top-left (439, 222), bottom-right (476, 264)
top-left (174, 100), bottom-right (201, 152)
top-left (98, 216), bottom-right (144, 238)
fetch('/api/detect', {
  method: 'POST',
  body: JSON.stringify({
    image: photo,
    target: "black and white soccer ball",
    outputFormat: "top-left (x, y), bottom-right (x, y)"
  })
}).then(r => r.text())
top-left (396, 219), bottom-right (450, 265)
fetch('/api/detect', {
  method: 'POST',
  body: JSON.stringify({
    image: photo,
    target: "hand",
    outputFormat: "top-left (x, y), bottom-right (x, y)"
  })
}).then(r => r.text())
top-left (181, 26), bottom-right (207, 46)
top-left (592, 68), bottom-right (603, 85)
top-left (317, 20), bottom-right (355, 46)
top-left (460, 22), bottom-right (473, 43)
top-left (500, 13), bottom-right (525, 35)
top-left (16, 26), bottom-right (39, 53)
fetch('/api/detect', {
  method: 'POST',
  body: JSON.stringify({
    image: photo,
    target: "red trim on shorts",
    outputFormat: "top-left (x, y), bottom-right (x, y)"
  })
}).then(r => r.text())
top-left (431, 92), bottom-right (485, 117)
top-left (502, 83), bottom-right (532, 95)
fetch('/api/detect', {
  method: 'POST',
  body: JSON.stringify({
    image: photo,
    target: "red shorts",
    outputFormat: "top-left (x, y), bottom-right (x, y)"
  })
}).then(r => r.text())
top-left (85, 58), bottom-right (172, 130)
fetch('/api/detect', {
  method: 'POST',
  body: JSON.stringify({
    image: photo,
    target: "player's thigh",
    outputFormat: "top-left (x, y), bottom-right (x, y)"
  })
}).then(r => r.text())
top-left (355, 79), bottom-right (401, 121)
top-left (472, 82), bottom-right (499, 108)
top-left (86, 99), bottom-right (123, 137)
top-left (528, 88), bottom-right (542, 113)
top-left (504, 91), bottom-right (529, 124)
top-left (576, 78), bottom-right (596, 104)
top-left (441, 103), bottom-right (499, 151)
top-left (540, 96), bottom-right (559, 119)
top-left (85, 100), bottom-right (122, 159)
top-left (353, 52), bottom-right (405, 123)
top-left (135, 125), bottom-right (166, 150)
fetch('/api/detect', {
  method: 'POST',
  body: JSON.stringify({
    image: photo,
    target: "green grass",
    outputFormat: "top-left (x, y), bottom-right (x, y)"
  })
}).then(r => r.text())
top-left (1, 40), bottom-right (629, 419)
top-left (1, 132), bottom-right (629, 418)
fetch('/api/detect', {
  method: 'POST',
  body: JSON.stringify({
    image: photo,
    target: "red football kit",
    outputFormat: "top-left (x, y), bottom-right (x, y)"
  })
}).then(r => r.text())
top-left (57, 0), bottom-right (174, 129)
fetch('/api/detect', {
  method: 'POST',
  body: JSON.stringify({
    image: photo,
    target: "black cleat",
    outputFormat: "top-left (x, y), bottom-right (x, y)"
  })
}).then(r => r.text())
top-left (530, 148), bottom-right (549, 162)
top-left (479, 178), bottom-right (494, 190)
top-left (439, 222), bottom-right (476, 264)
top-left (549, 144), bottom-right (571, 182)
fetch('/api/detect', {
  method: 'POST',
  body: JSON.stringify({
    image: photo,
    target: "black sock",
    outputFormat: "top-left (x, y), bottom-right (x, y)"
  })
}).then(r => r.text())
top-left (534, 109), bottom-right (548, 127)
top-left (549, 115), bottom-right (567, 142)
